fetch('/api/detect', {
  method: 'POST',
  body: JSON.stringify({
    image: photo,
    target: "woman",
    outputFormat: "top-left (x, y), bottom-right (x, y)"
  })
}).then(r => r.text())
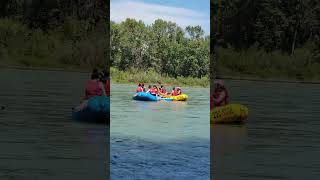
top-left (160, 85), bottom-right (167, 94)
top-left (77, 69), bottom-right (106, 110)
top-left (136, 83), bottom-right (143, 93)
top-left (212, 79), bottom-right (229, 107)
top-left (176, 87), bottom-right (182, 95)
top-left (84, 69), bottom-right (106, 99)
top-left (171, 87), bottom-right (177, 96)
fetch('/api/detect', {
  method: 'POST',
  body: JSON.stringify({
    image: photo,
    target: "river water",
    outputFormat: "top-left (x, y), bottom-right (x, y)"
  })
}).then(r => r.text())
top-left (212, 80), bottom-right (320, 180)
top-left (111, 84), bottom-right (210, 179)
top-left (0, 69), bottom-right (108, 180)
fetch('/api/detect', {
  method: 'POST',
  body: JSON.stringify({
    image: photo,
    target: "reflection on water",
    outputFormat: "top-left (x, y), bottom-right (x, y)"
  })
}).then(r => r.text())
top-left (111, 84), bottom-right (210, 179)
top-left (213, 80), bottom-right (320, 180)
top-left (0, 69), bottom-right (108, 180)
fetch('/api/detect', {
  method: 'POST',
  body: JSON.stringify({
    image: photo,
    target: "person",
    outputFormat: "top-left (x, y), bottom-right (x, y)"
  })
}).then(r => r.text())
top-left (84, 68), bottom-right (106, 100)
top-left (146, 85), bottom-right (153, 93)
top-left (176, 87), bottom-right (182, 95)
top-left (160, 85), bottom-right (167, 94)
top-left (77, 69), bottom-right (106, 111)
top-left (212, 79), bottom-right (229, 108)
top-left (136, 83), bottom-right (143, 93)
top-left (153, 85), bottom-right (159, 95)
top-left (171, 87), bottom-right (177, 96)
top-left (141, 83), bottom-right (146, 92)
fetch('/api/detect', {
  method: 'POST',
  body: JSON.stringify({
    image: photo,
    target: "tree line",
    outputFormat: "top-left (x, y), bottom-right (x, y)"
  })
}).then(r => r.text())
top-left (111, 19), bottom-right (210, 79)
top-left (211, 0), bottom-right (320, 79)
top-left (0, 0), bottom-right (109, 69)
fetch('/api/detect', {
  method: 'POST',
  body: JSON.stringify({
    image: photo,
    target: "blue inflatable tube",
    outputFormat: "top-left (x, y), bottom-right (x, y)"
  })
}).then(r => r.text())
top-left (133, 92), bottom-right (159, 101)
top-left (72, 96), bottom-right (110, 124)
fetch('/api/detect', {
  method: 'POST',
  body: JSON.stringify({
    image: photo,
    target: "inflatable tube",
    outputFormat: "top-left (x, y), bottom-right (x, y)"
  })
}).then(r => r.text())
top-left (72, 96), bottom-right (110, 124)
top-left (133, 92), bottom-right (159, 101)
top-left (211, 104), bottom-right (248, 124)
top-left (170, 94), bottom-right (188, 101)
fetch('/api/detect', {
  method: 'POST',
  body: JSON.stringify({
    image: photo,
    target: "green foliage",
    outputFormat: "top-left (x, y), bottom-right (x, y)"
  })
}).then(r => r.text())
top-left (110, 67), bottom-right (208, 87)
top-left (212, 0), bottom-right (320, 80)
top-left (111, 19), bottom-right (210, 79)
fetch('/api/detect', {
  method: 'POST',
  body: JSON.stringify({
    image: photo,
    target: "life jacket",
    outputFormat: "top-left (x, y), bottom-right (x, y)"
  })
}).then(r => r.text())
top-left (171, 89), bottom-right (177, 96)
top-left (213, 88), bottom-right (229, 107)
top-left (160, 88), bottom-right (167, 94)
top-left (85, 80), bottom-right (103, 99)
top-left (136, 86), bottom-right (143, 93)
top-left (150, 88), bottom-right (156, 94)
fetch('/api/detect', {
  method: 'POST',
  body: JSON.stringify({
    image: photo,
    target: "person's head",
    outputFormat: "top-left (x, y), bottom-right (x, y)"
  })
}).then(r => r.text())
top-left (214, 79), bottom-right (225, 91)
top-left (142, 83), bottom-right (144, 87)
top-left (148, 85), bottom-right (152, 89)
top-left (138, 83), bottom-right (141, 87)
top-left (91, 70), bottom-right (100, 80)
top-left (92, 68), bottom-right (98, 74)
top-left (153, 85), bottom-right (157, 89)
top-left (160, 85), bottom-right (163, 88)
top-left (173, 87), bottom-right (175, 90)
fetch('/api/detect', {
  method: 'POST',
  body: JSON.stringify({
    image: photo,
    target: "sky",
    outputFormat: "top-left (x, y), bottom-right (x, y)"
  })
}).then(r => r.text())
top-left (110, 0), bottom-right (210, 35)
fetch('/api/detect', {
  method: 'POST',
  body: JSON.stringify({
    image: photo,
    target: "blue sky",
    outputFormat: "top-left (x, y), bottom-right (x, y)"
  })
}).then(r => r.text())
top-left (111, 0), bottom-right (210, 35)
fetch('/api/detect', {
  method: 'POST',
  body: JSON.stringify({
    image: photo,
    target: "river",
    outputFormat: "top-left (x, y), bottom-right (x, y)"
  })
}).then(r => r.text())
top-left (0, 69), bottom-right (108, 180)
top-left (212, 80), bottom-right (320, 179)
top-left (111, 84), bottom-right (210, 179)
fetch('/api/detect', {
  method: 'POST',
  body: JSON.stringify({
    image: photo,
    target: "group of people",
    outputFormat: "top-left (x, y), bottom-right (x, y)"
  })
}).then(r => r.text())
top-left (210, 79), bottom-right (229, 109)
top-left (136, 83), bottom-right (182, 96)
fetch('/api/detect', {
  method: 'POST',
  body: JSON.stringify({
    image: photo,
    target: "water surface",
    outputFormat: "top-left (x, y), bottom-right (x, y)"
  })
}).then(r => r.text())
top-left (213, 80), bottom-right (320, 179)
top-left (111, 84), bottom-right (210, 179)
top-left (0, 69), bottom-right (108, 180)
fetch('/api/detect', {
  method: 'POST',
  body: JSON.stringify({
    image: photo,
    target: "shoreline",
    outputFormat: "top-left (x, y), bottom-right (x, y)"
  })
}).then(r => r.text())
top-left (2, 65), bottom-right (320, 85)
top-left (219, 75), bottom-right (320, 84)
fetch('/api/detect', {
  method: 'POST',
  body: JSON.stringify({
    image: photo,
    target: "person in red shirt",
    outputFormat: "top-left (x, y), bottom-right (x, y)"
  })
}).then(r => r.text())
top-left (171, 87), bottom-right (177, 96)
top-left (160, 85), bottom-right (167, 94)
top-left (84, 69), bottom-right (106, 100)
top-left (146, 85), bottom-right (153, 94)
top-left (136, 83), bottom-right (143, 93)
top-left (77, 69), bottom-right (106, 111)
top-left (153, 85), bottom-right (159, 95)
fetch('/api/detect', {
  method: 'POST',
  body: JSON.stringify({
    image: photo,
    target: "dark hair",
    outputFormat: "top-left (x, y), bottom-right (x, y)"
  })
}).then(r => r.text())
top-left (92, 68), bottom-right (98, 73)
top-left (173, 87), bottom-right (175, 90)
top-left (142, 83), bottom-right (144, 87)
top-left (91, 71), bottom-right (100, 80)
top-left (148, 85), bottom-right (152, 88)
top-left (160, 85), bottom-right (163, 88)
top-left (138, 83), bottom-right (141, 86)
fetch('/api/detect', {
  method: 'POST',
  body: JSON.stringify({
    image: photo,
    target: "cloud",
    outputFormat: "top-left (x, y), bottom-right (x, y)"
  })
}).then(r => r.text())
top-left (111, 0), bottom-right (209, 34)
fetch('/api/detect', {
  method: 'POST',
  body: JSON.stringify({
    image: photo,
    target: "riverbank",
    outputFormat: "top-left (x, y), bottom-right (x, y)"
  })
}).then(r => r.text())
top-left (216, 46), bottom-right (320, 82)
top-left (110, 67), bottom-right (209, 87)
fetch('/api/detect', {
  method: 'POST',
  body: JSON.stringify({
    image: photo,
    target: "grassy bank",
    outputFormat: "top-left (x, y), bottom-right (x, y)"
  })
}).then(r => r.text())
top-left (111, 67), bottom-right (209, 87)
top-left (0, 18), bottom-right (108, 71)
top-left (216, 46), bottom-right (320, 81)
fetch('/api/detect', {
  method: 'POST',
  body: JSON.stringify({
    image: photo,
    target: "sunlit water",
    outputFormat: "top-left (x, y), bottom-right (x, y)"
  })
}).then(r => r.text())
top-left (213, 80), bottom-right (320, 180)
top-left (111, 84), bottom-right (210, 179)
top-left (0, 69), bottom-right (108, 180)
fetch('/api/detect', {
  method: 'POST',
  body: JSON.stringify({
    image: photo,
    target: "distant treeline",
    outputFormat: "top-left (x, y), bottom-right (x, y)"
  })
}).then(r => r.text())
top-left (111, 19), bottom-right (210, 79)
top-left (0, 0), bottom-right (109, 70)
top-left (212, 0), bottom-right (320, 80)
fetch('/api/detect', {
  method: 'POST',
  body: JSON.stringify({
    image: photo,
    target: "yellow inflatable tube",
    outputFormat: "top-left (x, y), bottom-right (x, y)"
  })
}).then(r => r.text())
top-left (170, 94), bottom-right (188, 101)
top-left (211, 104), bottom-right (248, 124)
top-left (160, 93), bottom-right (188, 101)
